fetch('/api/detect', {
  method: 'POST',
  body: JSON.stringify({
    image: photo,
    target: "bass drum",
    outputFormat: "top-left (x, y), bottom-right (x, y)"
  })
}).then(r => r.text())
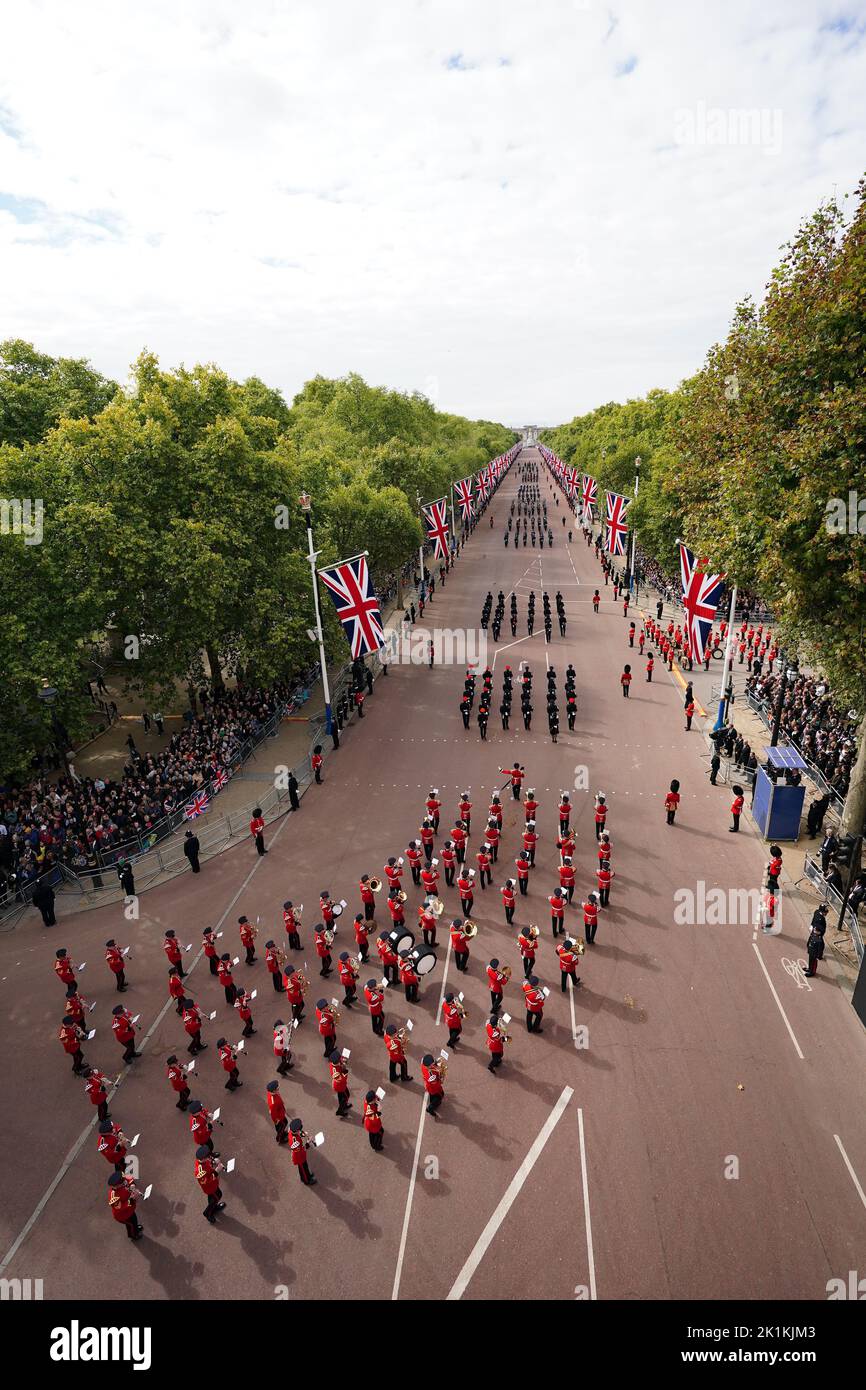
top-left (389, 928), bottom-right (415, 956)
top-left (410, 946), bottom-right (437, 977)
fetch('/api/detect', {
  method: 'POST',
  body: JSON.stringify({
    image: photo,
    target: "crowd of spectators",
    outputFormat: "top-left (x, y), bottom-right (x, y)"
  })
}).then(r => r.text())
top-left (745, 670), bottom-right (858, 801)
top-left (0, 683), bottom-right (289, 904)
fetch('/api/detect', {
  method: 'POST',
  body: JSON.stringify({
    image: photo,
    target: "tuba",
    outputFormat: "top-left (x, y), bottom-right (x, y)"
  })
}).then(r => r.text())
top-left (398, 889), bottom-right (408, 904)
top-left (502, 964), bottom-right (512, 981)
top-left (463, 921), bottom-right (478, 939)
top-left (575, 938), bottom-right (587, 955)
top-left (429, 897), bottom-right (445, 917)
top-left (369, 877), bottom-right (382, 893)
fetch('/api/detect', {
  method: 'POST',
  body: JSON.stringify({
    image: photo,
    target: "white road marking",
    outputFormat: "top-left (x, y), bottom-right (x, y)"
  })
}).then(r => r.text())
top-left (578, 1106), bottom-right (597, 1299)
top-left (834, 1134), bottom-right (866, 1213)
top-left (435, 930), bottom-right (455, 1024)
top-left (751, 941), bottom-right (805, 1060)
top-left (445, 1085), bottom-right (574, 1299)
top-left (0, 811), bottom-right (294, 1276)
top-left (568, 973), bottom-right (578, 1041)
top-left (391, 1092), bottom-right (430, 1300)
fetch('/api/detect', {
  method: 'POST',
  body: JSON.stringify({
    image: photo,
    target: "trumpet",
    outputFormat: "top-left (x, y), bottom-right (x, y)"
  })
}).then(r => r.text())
top-left (463, 920), bottom-right (478, 939)
top-left (369, 877), bottom-right (382, 893)
top-left (329, 1005), bottom-right (342, 1024)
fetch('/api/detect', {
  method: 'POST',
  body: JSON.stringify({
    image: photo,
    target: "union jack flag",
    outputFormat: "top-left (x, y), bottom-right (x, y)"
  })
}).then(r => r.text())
top-left (185, 792), bottom-right (210, 819)
top-left (581, 474), bottom-right (597, 523)
top-left (566, 466), bottom-right (579, 499)
top-left (454, 477), bottom-right (474, 520)
top-left (213, 769), bottom-right (229, 791)
top-left (605, 491), bottom-right (631, 555)
top-left (422, 497), bottom-right (450, 559)
top-left (679, 542), bottom-right (726, 663)
top-left (319, 553), bottom-right (385, 658)
top-left (476, 469), bottom-right (489, 502)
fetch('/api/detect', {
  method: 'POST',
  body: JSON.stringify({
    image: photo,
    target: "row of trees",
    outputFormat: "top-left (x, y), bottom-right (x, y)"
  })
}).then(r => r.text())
top-left (0, 345), bottom-right (513, 777)
top-left (543, 175), bottom-right (866, 833)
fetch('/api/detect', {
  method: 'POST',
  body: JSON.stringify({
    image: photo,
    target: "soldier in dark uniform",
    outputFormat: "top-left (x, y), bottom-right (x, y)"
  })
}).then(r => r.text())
top-left (183, 830), bottom-right (201, 873)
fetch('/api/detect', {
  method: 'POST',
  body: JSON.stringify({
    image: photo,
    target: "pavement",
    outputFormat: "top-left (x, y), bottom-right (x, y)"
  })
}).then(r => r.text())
top-left (2, 448), bottom-right (865, 1303)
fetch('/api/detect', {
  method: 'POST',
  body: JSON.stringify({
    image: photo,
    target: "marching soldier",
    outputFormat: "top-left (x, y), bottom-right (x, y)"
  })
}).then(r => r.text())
top-left (328, 1049), bottom-right (352, 1116)
top-left (486, 820), bottom-right (500, 861)
top-left (363, 1092), bottom-right (385, 1150)
top-left (265, 940), bottom-right (285, 992)
top-left (97, 1119), bottom-right (129, 1172)
top-left (556, 938), bottom-right (582, 991)
top-left (386, 887), bottom-right (406, 931)
top-left (84, 1065), bottom-right (111, 1121)
top-left (217, 953), bottom-right (238, 1004)
top-left (289, 1119), bottom-right (318, 1185)
top-left (315, 924), bottom-right (334, 977)
top-left (421, 1054), bottom-right (445, 1117)
top-left (105, 939), bottom-right (128, 992)
top-left (283, 901), bottom-right (302, 951)
top-left (189, 1099), bottom-right (219, 1156)
top-left (195, 1147), bottom-right (227, 1223)
top-left (500, 763), bottom-right (525, 800)
top-left (338, 951), bottom-right (359, 1006)
top-left (234, 987), bottom-right (256, 1037)
top-left (515, 851), bottom-right (531, 897)
top-left (250, 806), bottom-right (266, 856)
top-left (450, 917), bottom-right (472, 971)
top-left (457, 869), bottom-right (474, 916)
top-left (522, 975), bottom-right (545, 1032)
top-left (359, 876), bottom-right (376, 922)
top-left (442, 992), bottom-right (464, 1046)
top-left (273, 1018), bottom-right (295, 1075)
top-left (166, 1053), bottom-right (191, 1109)
top-left (64, 983), bottom-right (87, 1027)
top-left (665, 779), bottom-right (681, 825)
top-left (217, 1037), bottom-right (242, 1090)
top-left (354, 913), bottom-right (370, 963)
top-left (316, 998), bottom-right (339, 1056)
top-left (441, 840), bottom-right (457, 887)
top-left (163, 929), bottom-right (185, 977)
top-left (487, 958), bottom-right (508, 1014)
top-left (377, 931), bottom-right (400, 985)
top-left (420, 862), bottom-right (440, 897)
top-left (365, 979), bottom-right (386, 1035)
top-left (476, 842), bottom-right (493, 888)
top-left (548, 887), bottom-right (566, 937)
top-left (54, 947), bottom-right (77, 990)
top-left (420, 819), bottom-right (435, 864)
top-left (384, 856), bottom-right (404, 891)
top-left (319, 891), bottom-right (336, 932)
top-left (384, 1024), bottom-right (414, 1081)
top-left (558, 793), bottom-right (571, 836)
top-left (203, 926), bottom-right (219, 976)
top-left (559, 856), bottom-right (576, 904)
top-left (406, 840), bottom-right (423, 886)
top-left (451, 822), bottom-right (468, 864)
top-left (488, 792), bottom-right (503, 828)
top-left (284, 966), bottom-right (306, 1025)
top-left (596, 860), bottom-right (614, 908)
top-left (182, 998), bottom-right (207, 1054)
top-left (238, 916), bottom-right (257, 965)
top-left (425, 790), bottom-right (441, 832)
top-left (111, 1004), bottom-right (141, 1062)
top-left (266, 1079), bottom-right (289, 1143)
top-left (594, 792), bottom-right (607, 839)
top-left (168, 966), bottom-right (186, 1015)
top-left (583, 892), bottom-right (600, 944)
top-left (523, 820), bottom-right (538, 866)
top-left (517, 925), bottom-right (539, 977)
top-left (59, 1014), bottom-right (87, 1073)
top-left (501, 878), bottom-right (516, 924)
top-left (486, 1013), bottom-right (507, 1073)
top-left (523, 789), bottom-right (539, 823)
top-left (418, 899), bottom-right (437, 947)
top-left (107, 1171), bottom-right (143, 1241)
top-left (399, 950), bottom-right (420, 1003)
top-left (458, 792), bottom-right (472, 831)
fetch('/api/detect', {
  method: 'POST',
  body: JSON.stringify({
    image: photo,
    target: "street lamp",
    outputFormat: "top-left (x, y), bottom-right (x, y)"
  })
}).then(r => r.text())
top-left (299, 493), bottom-right (339, 749)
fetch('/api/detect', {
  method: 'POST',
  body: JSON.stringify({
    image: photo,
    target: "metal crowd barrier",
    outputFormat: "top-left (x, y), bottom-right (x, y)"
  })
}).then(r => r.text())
top-left (802, 854), bottom-right (864, 962)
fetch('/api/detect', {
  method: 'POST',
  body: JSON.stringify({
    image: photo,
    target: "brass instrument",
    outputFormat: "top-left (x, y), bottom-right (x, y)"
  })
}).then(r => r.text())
top-left (502, 964), bottom-right (512, 982)
top-left (437, 1058), bottom-right (448, 1080)
top-left (575, 938), bottom-right (587, 955)
top-left (397, 890), bottom-right (408, 904)
top-left (463, 921), bottom-right (478, 939)
top-left (396, 1025), bottom-right (408, 1043)
top-left (429, 897), bottom-right (445, 917)
top-left (324, 928), bottom-right (335, 948)
top-left (501, 1029), bottom-right (513, 1046)
top-left (369, 877), bottom-right (382, 893)
top-left (295, 970), bottom-right (310, 994)
top-left (455, 1001), bottom-right (467, 1020)
top-left (329, 1004), bottom-right (342, 1024)
top-left (528, 924), bottom-right (540, 940)
top-left (349, 955), bottom-right (360, 977)
top-left (274, 946), bottom-right (287, 967)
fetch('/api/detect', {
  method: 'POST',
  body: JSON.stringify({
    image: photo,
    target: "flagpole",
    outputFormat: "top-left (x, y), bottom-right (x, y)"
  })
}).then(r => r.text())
top-left (449, 482), bottom-right (456, 550)
top-left (628, 456), bottom-right (640, 591)
top-left (299, 493), bottom-right (338, 749)
top-left (714, 584), bottom-right (738, 731)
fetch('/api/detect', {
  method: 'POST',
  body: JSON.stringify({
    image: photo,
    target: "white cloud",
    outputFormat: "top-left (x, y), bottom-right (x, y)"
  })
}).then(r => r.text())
top-left (0, 0), bottom-right (864, 424)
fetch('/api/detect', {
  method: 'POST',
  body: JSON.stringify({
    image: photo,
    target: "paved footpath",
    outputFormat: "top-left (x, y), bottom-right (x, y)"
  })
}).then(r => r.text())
top-left (2, 449), bottom-right (864, 1302)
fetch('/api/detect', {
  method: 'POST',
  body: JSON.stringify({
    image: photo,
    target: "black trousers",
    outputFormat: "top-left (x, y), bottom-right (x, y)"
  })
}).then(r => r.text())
top-left (522, 956), bottom-right (534, 978)
top-left (176, 1086), bottom-right (190, 1109)
top-left (586, 920), bottom-right (597, 943)
top-left (599, 887), bottom-right (610, 907)
top-left (124, 1213), bottom-right (143, 1239)
top-left (115, 971), bottom-right (126, 991)
top-left (297, 1161), bottom-right (314, 1184)
top-left (275, 1118), bottom-right (288, 1143)
top-left (389, 1058), bottom-right (411, 1081)
top-left (255, 831), bottom-right (266, 855)
top-left (504, 905), bottom-right (514, 924)
top-left (455, 951), bottom-right (469, 972)
top-left (371, 1014), bottom-right (385, 1035)
top-left (448, 1027), bottom-right (462, 1046)
top-left (208, 956), bottom-right (219, 975)
top-left (488, 1051), bottom-right (503, 1072)
top-left (426, 1092), bottom-right (443, 1115)
top-left (369, 1129), bottom-right (384, 1150)
top-left (561, 968), bottom-right (579, 991)
top-left (526, 1011), bottom-right (542, 1032)
top-left (245, 946), bottom-right (255, 964)
top-left (552, 914), bottom-right (564, 935)
top-left (364, 901), bottom-right (375, 920)
top-left (39, 905), bottom-right (57, 925)
top-left (224, 984), bottom-right (237, 1004)
top-left (204, 1188), bottom-right (223, 1222)
top-left (666, 809), bottom-right (676, 824)
top-left (404, 983), bottom-right (418, 1003)
top-left (445, 868), bottom-right (455, 886)
top-left (731, 814), bottom-right (740, 832)
top-left (272, 971), bottom-right (284, 991)
top-left (490, 990), bottom-right (503, 1012)
top-left (187, 1031), bottom-right (204, 1054)
top-left (187, 855), bottom-right (201, 873)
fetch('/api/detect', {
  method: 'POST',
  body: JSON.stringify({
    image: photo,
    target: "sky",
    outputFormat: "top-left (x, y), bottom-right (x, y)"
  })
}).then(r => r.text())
top-left (0, 1), bottom-right (865, 427)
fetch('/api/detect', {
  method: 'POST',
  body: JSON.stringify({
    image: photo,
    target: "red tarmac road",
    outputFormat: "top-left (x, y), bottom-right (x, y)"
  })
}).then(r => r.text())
top-left (2, 448), bottom-right (865, 1302)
